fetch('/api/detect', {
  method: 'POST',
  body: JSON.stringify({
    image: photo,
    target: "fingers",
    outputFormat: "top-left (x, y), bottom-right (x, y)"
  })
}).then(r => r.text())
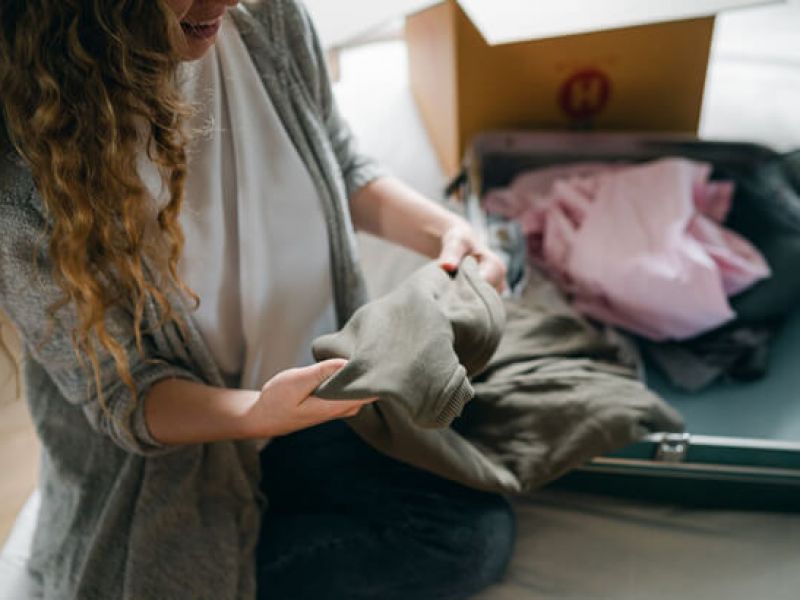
top-left (439, 237), bottom-right (508, 293)
top-left (476, 253), bottom-right (509, 293)
top-left (312, 358), bottom-right (348, 384)
top-left (284, 359), bottom-right (347, 396)
top-left (438, 231), bottom-right (472, 272)
top-left (305, 396), bottom-right (379, 419)
top-left (256, 364), bottom-right (378, 437)
top-left (437, 227), bottom-right (508, 293)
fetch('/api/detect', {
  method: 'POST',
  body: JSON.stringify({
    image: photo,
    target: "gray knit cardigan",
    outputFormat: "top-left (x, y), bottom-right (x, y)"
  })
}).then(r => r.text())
top-left (0, 2), bottom-right (383, 598)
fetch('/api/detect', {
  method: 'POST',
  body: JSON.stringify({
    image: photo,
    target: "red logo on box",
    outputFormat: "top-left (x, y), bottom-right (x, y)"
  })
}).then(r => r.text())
top-left (559, 69), bottom-right (612, 120)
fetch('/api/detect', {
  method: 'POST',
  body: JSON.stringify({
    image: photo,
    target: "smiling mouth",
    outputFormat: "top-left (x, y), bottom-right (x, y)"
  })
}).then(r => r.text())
top-left (180, 17), bottom-right (223, 40)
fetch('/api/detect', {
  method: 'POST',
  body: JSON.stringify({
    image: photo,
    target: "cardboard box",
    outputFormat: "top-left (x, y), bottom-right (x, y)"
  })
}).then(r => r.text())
top-left (405, 0), bottom-right (777, 174)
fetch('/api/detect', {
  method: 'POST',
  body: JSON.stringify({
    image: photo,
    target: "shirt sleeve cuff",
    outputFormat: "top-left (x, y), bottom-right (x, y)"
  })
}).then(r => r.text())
top-left (116, 363), bottom-right (205, 456)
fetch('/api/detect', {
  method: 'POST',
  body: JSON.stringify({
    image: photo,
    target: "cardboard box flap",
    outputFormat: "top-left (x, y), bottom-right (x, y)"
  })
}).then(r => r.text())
top-left (303, 0), bottom-right (440, 47)
top-left (457, 0), bottom-right (782, 46)
top-left (304, 0), bottom-right (780, 48)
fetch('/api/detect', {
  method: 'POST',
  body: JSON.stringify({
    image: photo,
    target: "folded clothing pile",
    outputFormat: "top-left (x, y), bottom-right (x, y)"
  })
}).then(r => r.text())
top-left (313, 258), bottom-right (683, 495)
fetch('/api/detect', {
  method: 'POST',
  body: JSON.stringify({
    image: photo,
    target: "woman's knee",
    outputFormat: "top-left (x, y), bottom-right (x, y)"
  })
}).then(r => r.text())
top-left (457, 493), bottom-right (517, 590)
top-left (393, 490), bottom-right (516, 599)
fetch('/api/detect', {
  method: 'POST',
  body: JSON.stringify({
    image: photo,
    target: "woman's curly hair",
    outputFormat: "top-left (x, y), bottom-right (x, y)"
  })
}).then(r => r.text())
top-left (0, 1), bottom-right (198, 407)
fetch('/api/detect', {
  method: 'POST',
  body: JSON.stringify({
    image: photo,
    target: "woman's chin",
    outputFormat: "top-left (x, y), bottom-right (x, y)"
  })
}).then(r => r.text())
top-left (179, 36), bottom-right (217, 61)
top-left (179, 18), bottom-right (223, 61)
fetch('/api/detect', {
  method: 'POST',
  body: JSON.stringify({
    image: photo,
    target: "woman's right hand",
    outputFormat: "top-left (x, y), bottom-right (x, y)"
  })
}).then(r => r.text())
top-left (247, 359), bottom-right (377, 438)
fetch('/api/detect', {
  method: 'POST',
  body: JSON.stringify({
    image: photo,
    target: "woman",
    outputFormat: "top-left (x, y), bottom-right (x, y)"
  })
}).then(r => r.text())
top-left (0, 1), bottom-right (515, 598)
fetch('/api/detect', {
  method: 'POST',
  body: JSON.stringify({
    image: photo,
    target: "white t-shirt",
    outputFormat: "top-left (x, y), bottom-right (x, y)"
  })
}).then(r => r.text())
top-left (143, 15), bottom-right (337, 393)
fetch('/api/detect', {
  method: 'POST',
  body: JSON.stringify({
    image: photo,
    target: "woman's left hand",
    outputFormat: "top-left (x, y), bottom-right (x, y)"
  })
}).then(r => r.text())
top-left (437, 224), bottom-right (508, 293)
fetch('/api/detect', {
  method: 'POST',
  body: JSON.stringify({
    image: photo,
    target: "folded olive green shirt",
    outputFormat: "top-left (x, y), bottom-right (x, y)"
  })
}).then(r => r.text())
top-left (313, 256), bottom-right (505, 428)
top-left (314, 262), bottom-right (685, 495)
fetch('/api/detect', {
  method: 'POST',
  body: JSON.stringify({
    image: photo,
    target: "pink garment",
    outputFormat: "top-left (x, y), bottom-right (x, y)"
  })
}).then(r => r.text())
top-left (484, 158), bottom-right (771, 341)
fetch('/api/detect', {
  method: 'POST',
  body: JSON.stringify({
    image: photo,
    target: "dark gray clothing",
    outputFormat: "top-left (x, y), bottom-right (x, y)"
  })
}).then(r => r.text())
top-left (0, 2), bottom-right (384, 598)
top-left (724, 149), bottom-right (800, 323)
top-left (643, 325), bottom-right (774, 392)
top-left (314, 263), bottom-right (684, 496)
top-left (313, 256), bottom-right (505, 428)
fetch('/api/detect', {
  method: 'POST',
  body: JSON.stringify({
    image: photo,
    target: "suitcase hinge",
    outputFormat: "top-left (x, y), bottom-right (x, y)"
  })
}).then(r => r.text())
top-left (655, 433), bottom-right (691, 463)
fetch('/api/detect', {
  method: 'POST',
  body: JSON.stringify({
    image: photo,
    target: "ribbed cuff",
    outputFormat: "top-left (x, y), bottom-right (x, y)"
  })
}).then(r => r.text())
top-left (126, 365), bottom-right (204, 456)
top-left (428, 367), bottom-right (474, 429)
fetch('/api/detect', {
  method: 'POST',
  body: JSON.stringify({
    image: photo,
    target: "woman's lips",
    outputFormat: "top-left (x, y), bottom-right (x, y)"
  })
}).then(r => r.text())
top-left (181, 17), bottom-right (223, 40)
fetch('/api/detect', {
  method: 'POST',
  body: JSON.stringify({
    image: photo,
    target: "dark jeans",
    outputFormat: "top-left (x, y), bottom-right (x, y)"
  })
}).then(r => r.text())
top-left (255, 419), bottom-right (516, 600)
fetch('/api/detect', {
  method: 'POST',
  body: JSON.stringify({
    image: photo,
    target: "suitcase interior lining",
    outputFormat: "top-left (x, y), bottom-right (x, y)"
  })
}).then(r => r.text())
top-left (645, 307), bottom-right (800, 442)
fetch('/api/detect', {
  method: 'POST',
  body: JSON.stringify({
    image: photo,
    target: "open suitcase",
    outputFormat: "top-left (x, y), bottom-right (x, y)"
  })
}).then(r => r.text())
top-left (455, 131), bottom-right (800, 510)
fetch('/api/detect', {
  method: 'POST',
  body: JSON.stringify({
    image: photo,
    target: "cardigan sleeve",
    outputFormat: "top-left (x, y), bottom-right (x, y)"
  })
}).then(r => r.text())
top-left (0, 194), bottom-right (203, 456)
top-left (284, 0), bottom-right (388, 199)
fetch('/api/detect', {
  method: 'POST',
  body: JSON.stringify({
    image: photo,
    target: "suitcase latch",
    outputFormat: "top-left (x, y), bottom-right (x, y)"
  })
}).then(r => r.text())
top-left (655, 433), bottom-right (691, 463)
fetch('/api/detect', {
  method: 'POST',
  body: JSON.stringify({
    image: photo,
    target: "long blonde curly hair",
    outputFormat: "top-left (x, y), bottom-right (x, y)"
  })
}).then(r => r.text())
top-left (0, 0), bottom-right (197, 405)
